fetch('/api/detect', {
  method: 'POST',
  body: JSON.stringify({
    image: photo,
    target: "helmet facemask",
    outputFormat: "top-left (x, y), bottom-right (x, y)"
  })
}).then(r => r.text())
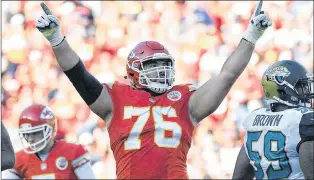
top-left (294, 77), bottom-right (314, 108)
top-left (19, 124), bottom-right (53, 154)
top-left (131, 56), bottom-right (175, 94)
top-left (267, 73), bottom-right (314, 108)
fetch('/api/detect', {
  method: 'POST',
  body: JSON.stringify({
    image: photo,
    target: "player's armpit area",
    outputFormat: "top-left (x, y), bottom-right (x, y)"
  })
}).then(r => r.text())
top-left (89, 86), bottom-right (113, 121)
top-left (232, 145), bottom-right (255, 180)
top-left (299, 141), bottom-right (314, 180)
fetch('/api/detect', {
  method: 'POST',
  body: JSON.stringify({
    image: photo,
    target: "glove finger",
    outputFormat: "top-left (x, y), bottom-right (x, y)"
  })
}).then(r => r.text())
top-left (40, 15), bottom-right (50, 26)
top-left (262, 21), bottom-right (267, 26)
top-left (40, 2), bottom-right (53, 15)
top-left (256, 14), bottom-right (267, 22)
top-left (37, 19), bottom-right (49, 28)
top-left (36, 21), bottom-right (46, 28)
top-left (262, 16), bottom-right (271, 26)
top-left (267, 20), bottom-right (272, 27)
top-left (42, 14), bottom-right (51, 24)
top-left (37, 17), bottom-right (44, 24)
top-left (47, 15), bottom-right (59, 26)
top-left (252, 14), bottom-right (266, 26)
top-left (38, 16), bottom-right (48, 23)
top-left (262, 18), bottom-right (268, 26)
top-left (254, 0), bottom-right (263, 16)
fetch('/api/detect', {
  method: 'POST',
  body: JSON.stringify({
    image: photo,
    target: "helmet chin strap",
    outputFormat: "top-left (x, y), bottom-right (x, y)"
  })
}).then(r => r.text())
top-left (272, 96), bottom-right (298, 107)
top-left (272, 96), bottom-right (312, 108)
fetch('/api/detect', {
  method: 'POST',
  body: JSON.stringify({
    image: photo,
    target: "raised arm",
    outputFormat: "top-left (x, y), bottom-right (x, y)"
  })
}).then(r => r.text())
top-left (232, 145), bottom-right (255, 179)
top-left (36, 3), bottom-right (112, 121)
top-left (189, 0), bottom-right (272, 123)
top-left (1, 121), bottom-right (15, 171)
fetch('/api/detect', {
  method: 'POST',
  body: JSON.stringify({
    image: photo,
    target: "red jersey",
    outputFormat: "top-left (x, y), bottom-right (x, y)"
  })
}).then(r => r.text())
top-left (105, 81), bottom-right (196, 179)
top-left (12, 140), bottom-right (88, 179)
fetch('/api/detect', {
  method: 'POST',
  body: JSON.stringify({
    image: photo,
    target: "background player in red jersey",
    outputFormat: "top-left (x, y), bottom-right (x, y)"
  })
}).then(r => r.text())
top-left (2, 104), bottom-right (95, 179)
top-left (36, 1), bottom-right (271, 179)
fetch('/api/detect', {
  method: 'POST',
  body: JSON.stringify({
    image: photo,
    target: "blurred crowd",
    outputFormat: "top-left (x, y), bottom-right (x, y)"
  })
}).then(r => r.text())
top-left (2, 1), bottom-right (313, 179)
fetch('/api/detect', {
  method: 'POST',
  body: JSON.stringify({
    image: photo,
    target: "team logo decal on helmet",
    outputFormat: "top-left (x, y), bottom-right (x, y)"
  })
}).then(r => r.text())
top-left (128, 51), bottom-right (136, 60)
top-left (265, 66), bottom-right (291, 85)
top-left (40, 107), bottom-right (54, 120)
top-left (56, 157), bottom-right (68, 170)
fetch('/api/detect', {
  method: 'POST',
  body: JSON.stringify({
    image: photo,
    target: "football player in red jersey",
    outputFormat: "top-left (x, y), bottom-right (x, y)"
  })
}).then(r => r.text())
top-left (36, 1), bottom-right (271, 179)
top-left (2, 104), bottom-right (96, 179)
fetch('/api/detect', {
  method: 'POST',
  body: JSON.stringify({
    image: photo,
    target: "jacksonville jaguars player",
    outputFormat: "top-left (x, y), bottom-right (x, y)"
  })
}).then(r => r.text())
top-left (232, 60), bottom-right (313, 180)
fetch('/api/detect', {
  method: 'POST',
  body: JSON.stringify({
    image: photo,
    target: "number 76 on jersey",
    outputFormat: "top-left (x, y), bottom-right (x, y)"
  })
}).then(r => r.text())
top-left (123, 106), bottom-right (182, 150)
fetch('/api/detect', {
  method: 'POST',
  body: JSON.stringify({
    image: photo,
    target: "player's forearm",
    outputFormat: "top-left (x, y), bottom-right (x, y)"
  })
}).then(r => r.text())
top-left (189, 39), bottom-right (255, 122)
top-left (51, 38), bottom-right (80, 71)
top-left (220, 39), bottom-right (254, 82)
top-left (51, 38), bottom-right (104, 106)
top-left (299, 141), bottom-right (314, 180)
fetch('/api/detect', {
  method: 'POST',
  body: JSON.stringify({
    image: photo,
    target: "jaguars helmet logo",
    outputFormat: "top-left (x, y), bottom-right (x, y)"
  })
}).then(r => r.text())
top-left (265, 66), bottom-right (291, 85)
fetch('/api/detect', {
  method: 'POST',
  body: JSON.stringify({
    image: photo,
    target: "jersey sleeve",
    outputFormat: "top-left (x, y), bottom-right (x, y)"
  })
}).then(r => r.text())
top-left (73, 162), bottom-right (96, 179)
top-left (71, 144), bottom-right (90, 170)
top-left (11, 151), bottom-right (25, 178)
top-left (297, 110), bottom-right (314, 152)
top-left (2, 169), bottom-right (23, 179)
top-left (11, 166), bottom-right (23, 178)
top-left (103, 81), bottom-right (127, 108)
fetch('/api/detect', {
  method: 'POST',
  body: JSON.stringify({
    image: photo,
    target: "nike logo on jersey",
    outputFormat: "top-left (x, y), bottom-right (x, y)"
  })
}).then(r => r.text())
top-left (252, 114), bottom-right (283, 126)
